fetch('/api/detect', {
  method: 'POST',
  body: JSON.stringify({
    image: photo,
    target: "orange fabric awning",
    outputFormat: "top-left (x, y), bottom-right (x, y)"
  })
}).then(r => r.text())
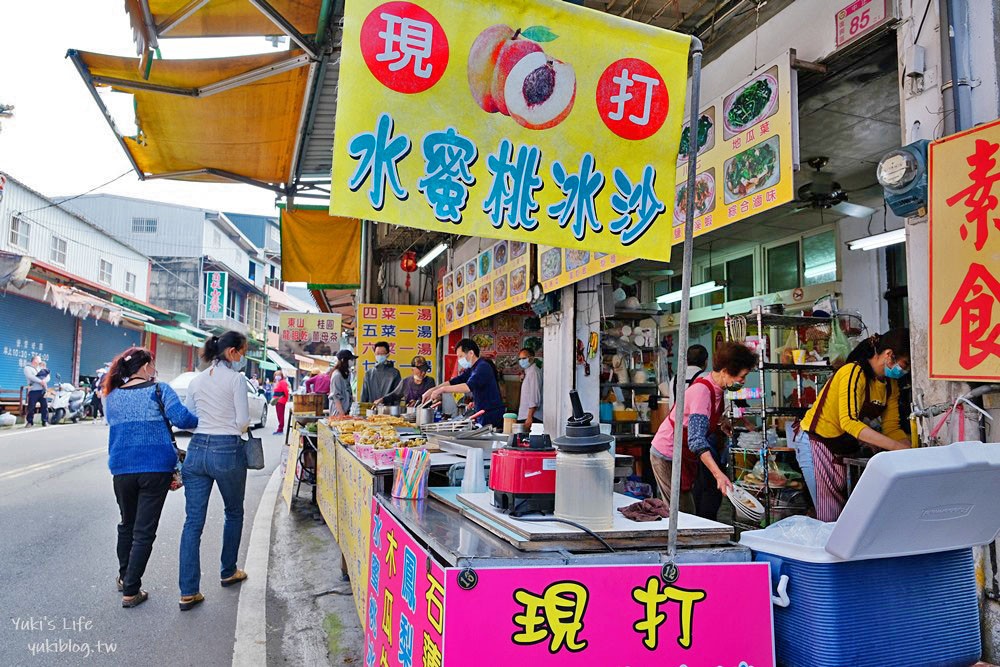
top-left (129, 0), bottom-right (324, 39)
top-left (71, 49), bottom-right (311, 186)
top-left (280, 207), bottom-right (361, 287)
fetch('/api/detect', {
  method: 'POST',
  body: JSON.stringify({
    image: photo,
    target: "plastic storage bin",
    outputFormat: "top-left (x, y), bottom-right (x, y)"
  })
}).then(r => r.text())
top-left (741, 442), bottom-right (1000, 667)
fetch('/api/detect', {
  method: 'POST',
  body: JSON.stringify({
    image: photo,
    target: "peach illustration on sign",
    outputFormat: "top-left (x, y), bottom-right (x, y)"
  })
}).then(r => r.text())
top-left (467, 25), bottom-right (576, 130)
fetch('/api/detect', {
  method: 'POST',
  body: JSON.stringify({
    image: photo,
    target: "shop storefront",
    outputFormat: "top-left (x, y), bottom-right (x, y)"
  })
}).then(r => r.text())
top-left (0, 292), bottom-right (76, 390)
top-left (79, 318), bottom-right (142, 378)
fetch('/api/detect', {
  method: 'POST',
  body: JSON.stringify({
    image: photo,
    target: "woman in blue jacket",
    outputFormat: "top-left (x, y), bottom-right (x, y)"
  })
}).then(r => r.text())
top-left (104, 347), bottom-right (198, 608)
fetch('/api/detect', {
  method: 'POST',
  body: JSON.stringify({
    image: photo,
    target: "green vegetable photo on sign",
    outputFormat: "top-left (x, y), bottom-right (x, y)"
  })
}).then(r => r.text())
top-left (722, 65), bottom-right (779, 139)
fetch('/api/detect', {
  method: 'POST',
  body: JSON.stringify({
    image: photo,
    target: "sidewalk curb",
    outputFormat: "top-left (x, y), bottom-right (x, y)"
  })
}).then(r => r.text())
top-left (232, 464), bottom-right (283, 666)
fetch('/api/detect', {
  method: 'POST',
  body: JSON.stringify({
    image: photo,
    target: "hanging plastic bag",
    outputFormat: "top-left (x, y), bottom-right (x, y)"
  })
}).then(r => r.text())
top-left (829, 320), bottom-right (852, 368)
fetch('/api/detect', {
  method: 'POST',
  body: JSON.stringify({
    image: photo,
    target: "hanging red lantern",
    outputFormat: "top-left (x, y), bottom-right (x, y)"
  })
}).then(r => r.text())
top-left (400, 250), bottom-right (418, 290)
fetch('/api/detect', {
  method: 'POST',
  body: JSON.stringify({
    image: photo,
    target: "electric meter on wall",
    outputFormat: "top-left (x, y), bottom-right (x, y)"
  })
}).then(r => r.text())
top-left (877, 140), bottom-right (929, 218)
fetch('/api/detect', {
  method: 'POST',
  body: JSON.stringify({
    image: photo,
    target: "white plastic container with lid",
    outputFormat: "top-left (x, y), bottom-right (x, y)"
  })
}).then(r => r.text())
top-left (552, 390), bottom-right (615, 531)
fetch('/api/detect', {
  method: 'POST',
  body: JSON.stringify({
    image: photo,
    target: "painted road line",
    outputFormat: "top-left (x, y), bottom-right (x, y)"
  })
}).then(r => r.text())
top-left (0, 423), bottom-right (75, 440)
top-left (232, 464), bottom-right (283, 666)
top-left (0, 447), bottom-right (104, 481)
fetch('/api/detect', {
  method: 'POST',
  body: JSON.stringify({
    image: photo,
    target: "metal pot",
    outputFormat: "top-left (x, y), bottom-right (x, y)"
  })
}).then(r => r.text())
top-left (388, 405), bottom-right (401, 417)
top-left (416, 407), bottom-right (436, 426)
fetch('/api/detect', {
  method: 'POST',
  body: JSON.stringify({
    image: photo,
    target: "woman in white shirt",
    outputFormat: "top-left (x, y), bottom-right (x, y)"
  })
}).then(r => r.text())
top-left (178, 331), bottom-right (251, 611)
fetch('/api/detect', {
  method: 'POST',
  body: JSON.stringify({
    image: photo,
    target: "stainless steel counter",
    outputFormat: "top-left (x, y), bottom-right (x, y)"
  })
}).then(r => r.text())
top-left (379, 493), bottom-right (750, 568)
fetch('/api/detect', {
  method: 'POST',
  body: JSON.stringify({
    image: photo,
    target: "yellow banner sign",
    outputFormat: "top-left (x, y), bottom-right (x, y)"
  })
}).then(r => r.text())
top-left (278, 312), bottom-right (342, 360)
top-left (671, 52), bottom-right (797, 243)
top-left (337, 445), bottom-right (373, 626)
top-left (537, 245), bottom-right (634, 293)
top-left (356, 304), bottom-right (437, 395)
top-left (438, 240), bottom-right (531, 335)
top-left (929, 118), bottom-right (1000, 381)
top-left (330, 0), bottom-right (691, 261)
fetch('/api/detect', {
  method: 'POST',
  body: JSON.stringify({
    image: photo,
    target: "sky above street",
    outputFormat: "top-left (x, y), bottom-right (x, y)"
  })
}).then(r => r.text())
top-left (0, 1), bottom-right (286, 215)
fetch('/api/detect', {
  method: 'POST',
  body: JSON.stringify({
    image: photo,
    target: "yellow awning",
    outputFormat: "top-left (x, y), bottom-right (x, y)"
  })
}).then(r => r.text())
top-left (127, 0), bottom-right (325, 39)
top-left (280, 207), bottom-right (361, 287)
top-left (69, 49), bottom-right (311, 187)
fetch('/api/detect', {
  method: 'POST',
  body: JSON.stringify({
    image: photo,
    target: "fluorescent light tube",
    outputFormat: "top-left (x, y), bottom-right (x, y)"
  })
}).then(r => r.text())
top-left (656, 280), bottom-right (724, 304)
top-left (847, 229), bottom-right (906, 251)
top-left (417, 242), bottom-right (448, 268)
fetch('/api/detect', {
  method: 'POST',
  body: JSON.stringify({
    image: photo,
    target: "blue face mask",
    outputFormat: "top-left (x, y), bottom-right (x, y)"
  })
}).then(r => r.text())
top-left (458, 357), bottom-right (473, 370)
top-left (228, 357), bottom-right (247, 373)
top-left (885, 363), bottom-right (906, 380)
top-left (375, 354), bottom-right (388, 364)
top-left (519, 359), bottom-right (531, 369)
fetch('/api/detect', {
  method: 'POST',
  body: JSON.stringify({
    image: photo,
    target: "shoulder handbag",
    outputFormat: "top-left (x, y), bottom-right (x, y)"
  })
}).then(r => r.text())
top-left (154, 384), bottom-right (185, 490)
top-left (244, 429), bottom-right (265, 470)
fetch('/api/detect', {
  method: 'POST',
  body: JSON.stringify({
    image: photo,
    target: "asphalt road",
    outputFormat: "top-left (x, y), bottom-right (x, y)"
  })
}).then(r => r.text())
top-left (0, 413), bottom-right (287, 667)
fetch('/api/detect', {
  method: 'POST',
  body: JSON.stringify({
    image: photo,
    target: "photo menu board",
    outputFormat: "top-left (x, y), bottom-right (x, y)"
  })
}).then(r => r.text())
top-left (671, 51), bottom-right (798, 243)
top-left (537, 245), bottom-right (634, 294)
top-left (438, 239), bottom-right (531, 336)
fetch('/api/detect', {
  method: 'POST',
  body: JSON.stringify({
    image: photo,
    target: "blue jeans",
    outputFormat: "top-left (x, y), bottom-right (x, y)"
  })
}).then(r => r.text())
top-left (179, 434), bottom-right (247, 596)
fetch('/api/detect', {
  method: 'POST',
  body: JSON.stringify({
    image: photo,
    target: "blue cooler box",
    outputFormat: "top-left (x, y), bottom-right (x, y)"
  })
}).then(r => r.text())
top-left (740, 443), bottom-right (1000, 667)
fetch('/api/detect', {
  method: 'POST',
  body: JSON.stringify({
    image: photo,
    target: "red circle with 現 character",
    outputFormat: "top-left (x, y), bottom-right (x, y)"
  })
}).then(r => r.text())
top-left (360, 2), bottom-right (449, 95)
top-left (596, 58), bottom-right (668, 141)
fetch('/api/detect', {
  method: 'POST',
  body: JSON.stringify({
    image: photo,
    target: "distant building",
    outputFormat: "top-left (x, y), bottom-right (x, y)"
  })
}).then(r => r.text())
top-left (0, 172), bottom-right (201, 391)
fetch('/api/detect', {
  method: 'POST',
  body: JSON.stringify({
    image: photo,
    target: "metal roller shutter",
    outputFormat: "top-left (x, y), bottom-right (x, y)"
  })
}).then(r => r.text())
top-left (155, 339), bottom-right (186, 383)
top-left (80, 319), bottom-right (142, 378)
top-left (0, 294), bottom-right (76, 390)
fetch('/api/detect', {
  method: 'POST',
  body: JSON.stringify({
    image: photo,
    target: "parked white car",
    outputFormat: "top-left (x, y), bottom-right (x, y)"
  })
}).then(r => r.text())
top-left (169, 372), bottom-right (269, 430)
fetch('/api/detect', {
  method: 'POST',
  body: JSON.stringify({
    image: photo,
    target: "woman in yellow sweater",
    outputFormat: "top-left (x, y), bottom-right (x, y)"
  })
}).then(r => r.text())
top-left (800, 329), bottom-right (911, 521)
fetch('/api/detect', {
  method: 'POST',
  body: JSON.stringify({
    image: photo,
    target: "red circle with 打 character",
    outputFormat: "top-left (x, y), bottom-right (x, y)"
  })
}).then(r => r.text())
top-left (360, 2), bottom-right (449, 95)
top-left (596, 58), bottom-right (669, 141)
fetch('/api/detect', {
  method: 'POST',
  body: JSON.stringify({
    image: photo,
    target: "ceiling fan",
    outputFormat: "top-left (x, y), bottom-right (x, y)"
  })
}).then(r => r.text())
top-left (789, 156), bottom-right (877, 218)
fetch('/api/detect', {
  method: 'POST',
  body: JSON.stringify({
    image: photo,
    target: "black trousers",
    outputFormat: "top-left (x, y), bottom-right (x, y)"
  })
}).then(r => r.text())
top-left (25, 390), bottom-right (47, 425)
top-left (113, 473), bottom-right (172, 597)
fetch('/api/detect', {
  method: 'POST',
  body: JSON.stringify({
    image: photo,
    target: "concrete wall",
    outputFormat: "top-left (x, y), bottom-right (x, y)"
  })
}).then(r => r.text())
top-left (894, 2), bottom-right (1000, 660)
top-left (149, 257), bottom-right (202, 323)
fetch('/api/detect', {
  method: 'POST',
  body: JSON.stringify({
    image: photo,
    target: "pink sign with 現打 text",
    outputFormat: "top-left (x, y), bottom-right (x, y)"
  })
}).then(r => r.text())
top-left (444, 562), bottom-right (774, 666)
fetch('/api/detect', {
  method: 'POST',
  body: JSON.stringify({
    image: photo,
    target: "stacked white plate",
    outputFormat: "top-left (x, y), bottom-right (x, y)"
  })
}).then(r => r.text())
top-left (728, 485), bottom-right (765, 523)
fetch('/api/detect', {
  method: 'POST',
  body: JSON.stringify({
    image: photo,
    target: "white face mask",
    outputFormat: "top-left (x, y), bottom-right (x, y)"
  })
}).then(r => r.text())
top-left (519, 359), bottom-right (531, 369)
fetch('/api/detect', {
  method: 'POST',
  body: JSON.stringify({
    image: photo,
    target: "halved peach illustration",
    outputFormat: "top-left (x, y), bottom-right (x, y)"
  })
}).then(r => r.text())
top-left (504, 53), bottom-right (576, 130)
top-left (467, 25), bottom-right (515, 113)
top-left (467, 25), bottom-right (575, 130)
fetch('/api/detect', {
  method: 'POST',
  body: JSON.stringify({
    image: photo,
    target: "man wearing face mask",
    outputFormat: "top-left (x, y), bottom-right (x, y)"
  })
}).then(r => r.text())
top-left (516, 347), bottom-right (542, 430)
top-left (423, 339), bottom-right (505, 429)
top-left (360, 341), bottom-right (402, 406)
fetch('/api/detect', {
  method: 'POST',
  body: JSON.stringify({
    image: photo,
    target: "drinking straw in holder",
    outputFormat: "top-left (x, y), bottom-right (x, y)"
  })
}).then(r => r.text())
top-left (392, 448), bottom-right (431, 499)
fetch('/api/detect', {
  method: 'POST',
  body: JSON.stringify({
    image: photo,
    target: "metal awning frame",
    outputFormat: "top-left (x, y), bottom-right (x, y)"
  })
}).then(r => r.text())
top-left (135, 0), bottom-right (331, 59)
top-left (67, 49), bottom-right (315, 193)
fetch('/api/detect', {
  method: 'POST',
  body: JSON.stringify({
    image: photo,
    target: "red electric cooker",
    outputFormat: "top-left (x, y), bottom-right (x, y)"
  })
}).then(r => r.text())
top-left (489, 433), bottom-right (556, 516)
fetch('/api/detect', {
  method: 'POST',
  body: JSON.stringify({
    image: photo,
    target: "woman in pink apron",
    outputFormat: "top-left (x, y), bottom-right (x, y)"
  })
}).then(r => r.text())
top-left (650, 342), bottom-right (758, 513)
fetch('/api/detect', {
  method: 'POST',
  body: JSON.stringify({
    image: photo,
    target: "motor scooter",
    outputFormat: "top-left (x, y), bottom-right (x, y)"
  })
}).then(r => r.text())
top-left (47, 375), bottom-right (85, 424)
